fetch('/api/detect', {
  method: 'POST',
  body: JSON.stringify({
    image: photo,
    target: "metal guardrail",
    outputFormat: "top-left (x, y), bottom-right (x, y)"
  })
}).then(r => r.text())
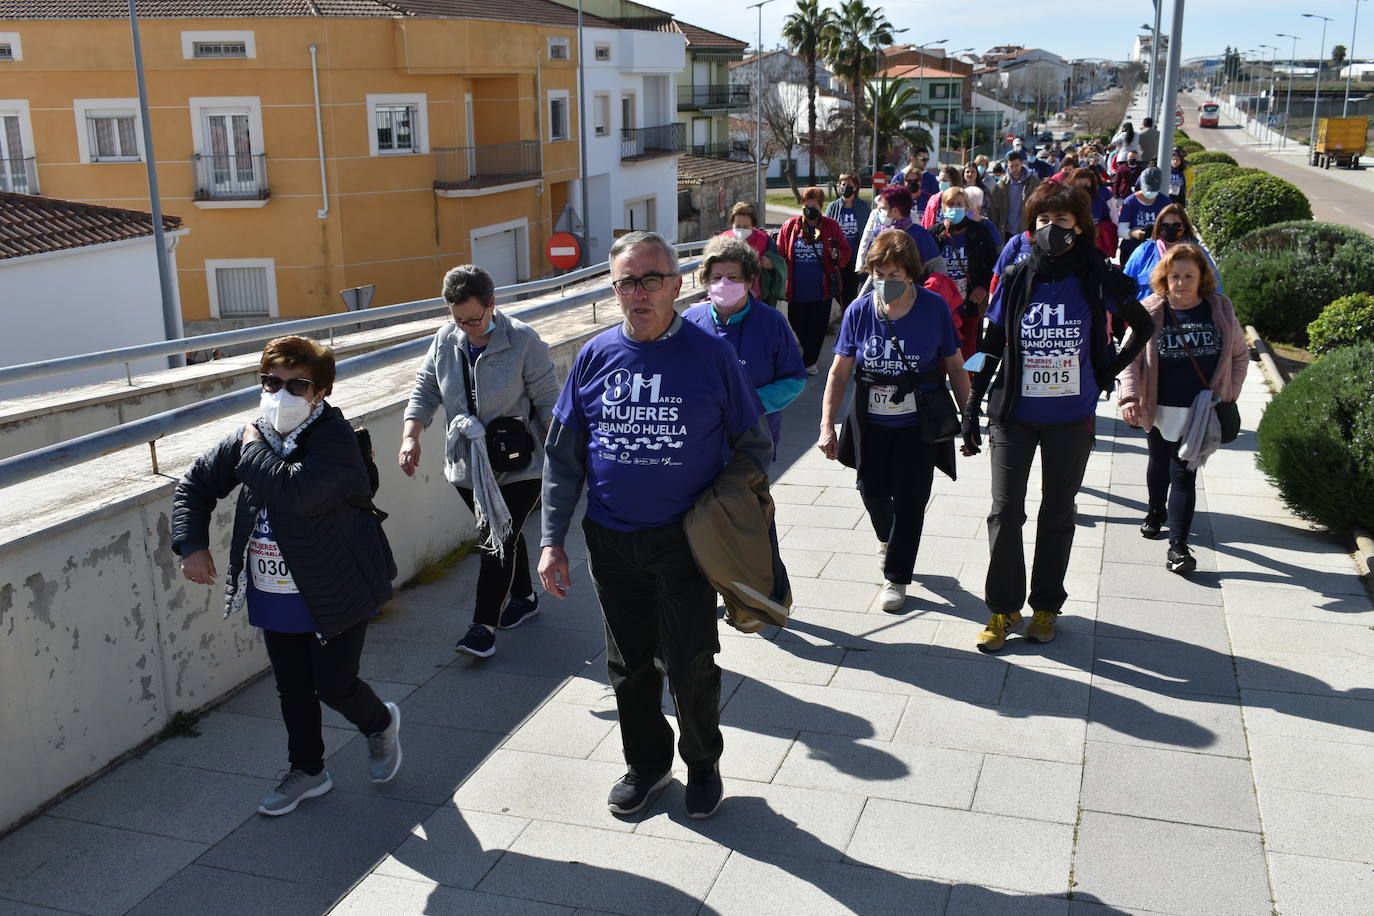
top-left (0, 240), bottom-right (710, 390)
top-left (0, 244), bottom-right (709, 490)
top-left (193, 152), bottom-right (269, 201)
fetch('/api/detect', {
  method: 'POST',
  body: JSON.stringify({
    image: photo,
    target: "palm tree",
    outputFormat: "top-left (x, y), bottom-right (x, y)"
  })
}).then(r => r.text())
top-left (866, 77), bottom-right (935, 166)
top-left (781, 0), bottom-right (835, 187)
top-left (822, 0), bottom-right (894, 172)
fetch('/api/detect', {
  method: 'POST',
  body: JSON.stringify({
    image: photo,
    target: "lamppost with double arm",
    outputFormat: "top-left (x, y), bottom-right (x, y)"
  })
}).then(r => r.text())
top-left (1278, 32), bottom-right (1300, 149)
top-left (1304, 12), bottom-right (1334, 156)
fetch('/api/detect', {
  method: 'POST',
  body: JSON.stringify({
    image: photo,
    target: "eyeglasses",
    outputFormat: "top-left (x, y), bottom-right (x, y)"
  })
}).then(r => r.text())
top-left (449, 302), bottom-right (490, 328)
top-left (611, 273), bottom-right (670, 295)
top-left (260, 375), bottom-right (314, 396)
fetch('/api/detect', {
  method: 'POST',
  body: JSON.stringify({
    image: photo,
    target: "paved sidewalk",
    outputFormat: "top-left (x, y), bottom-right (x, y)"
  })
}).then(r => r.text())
top-left (1, 341), bottom-right (1371, 915)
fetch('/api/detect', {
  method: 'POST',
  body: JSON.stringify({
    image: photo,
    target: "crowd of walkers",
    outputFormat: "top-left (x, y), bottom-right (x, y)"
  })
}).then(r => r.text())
top-left (168, 121), bottom-right (1244, 821)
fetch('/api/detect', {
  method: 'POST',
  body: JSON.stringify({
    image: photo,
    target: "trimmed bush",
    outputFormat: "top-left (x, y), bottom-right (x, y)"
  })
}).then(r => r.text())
top-left (1219, 221), bottom-right (1374, 344)
top-left (1188, 163), bottom-right (1240, 207)
top-left (1308, 292), bottom-right (1374, 355)
top-left (1256, 342), bottom-right (1374, 535)
top-left (1187, 150), bottom-right (1237, 167)
top-left (1176, 139), bottom-right (1205, 156)
top-left (1197, 172), bottom-right (1311, 254)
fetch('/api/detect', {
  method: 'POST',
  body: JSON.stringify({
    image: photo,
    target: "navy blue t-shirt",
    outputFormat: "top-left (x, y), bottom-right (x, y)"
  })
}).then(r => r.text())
top-left (836, 206), bottom-right (863, 253)
top-left (245, 510), bottom-right (316, 634)
top-left (942, 232), bottom-right (969, 296)
top-left (987, 275), bottom-right (1119, 424)
top-left (1157, 301), bottom-right (1220, 407)
top-left (1119, 193), bottom-right (1172, 232)
top-left (834, 289), bottom-right (959, 428)
top-left (789, 234), bottom-right (826, 301)
top-left (553, 321), bottom-right (764, 532)
top-left (993, 232), bottom-right (1034, 280)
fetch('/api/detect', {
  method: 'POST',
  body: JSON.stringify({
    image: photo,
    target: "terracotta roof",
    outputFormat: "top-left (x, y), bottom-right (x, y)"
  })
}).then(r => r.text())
top-left (0, 193), bottom-right (183, 261)
top-left (670, 19), bottom-right (747, 50)
top-left (0, 0), bottom-right (615, 25)
top-left (880, 64), bottom-right (963, 80)
top-left (676, 154), bottom-right (753, 186)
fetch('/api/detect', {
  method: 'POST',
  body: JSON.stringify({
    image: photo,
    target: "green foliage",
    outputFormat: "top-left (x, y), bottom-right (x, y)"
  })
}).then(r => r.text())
top-left (1308, 292), bottom-right (1374, 355)
top-left (1219, 221), bottom-right (1374, 344)
top-left (1256, 342), bottom-right (1374, 535)
top-left (1175, 139), bottom-right (1205, 156)
top-left (1197, 172), bottom-right (1311, 254)
top-left (1187, 150), bottom-right (1237, 167)
top-left (864, 78), bottom-right (935, 159)
top-left (1187, 163), bottom-right (1240, 207)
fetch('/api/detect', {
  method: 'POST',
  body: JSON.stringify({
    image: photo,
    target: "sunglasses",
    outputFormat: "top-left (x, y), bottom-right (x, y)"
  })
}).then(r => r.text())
top-left (260, 375), bottom-right (314, 397)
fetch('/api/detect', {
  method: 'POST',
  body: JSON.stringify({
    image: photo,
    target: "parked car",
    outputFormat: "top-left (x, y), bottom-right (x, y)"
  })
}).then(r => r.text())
top-left (1199, 102), bottom-right (1220, 128)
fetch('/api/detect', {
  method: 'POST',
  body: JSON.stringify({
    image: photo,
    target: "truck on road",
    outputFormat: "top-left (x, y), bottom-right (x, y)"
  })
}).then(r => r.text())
top-left (1310, 116), bottom-right (1369, 169)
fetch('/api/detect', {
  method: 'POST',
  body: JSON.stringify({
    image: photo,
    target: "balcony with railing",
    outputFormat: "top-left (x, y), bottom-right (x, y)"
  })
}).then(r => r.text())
top-left (677, 84), bottom-right (751, 110)
top-left (433, 140), bottom-right (541, 193)
top-left (0, 157), bottom-right (39, 195)
top-left (193, 153), bottom-right (269, 203)
top-left (621, 123), bottom-right (686, 162)
top-left (686, 141), bottom-right (751, 161)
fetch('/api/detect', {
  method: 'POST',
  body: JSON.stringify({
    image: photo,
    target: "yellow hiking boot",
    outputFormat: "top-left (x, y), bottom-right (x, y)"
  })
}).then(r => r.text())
top-left (1025, 610), bottom-right (1057, 644)
top-left (976, 613), bottom-right (1022, 653)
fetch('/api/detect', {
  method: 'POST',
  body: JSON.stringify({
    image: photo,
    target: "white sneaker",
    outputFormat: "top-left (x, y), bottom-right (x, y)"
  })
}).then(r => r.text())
top-left (806, 365), bottom-right (819, 376)
top-left (877, 542), bottom-right (888, 556)
top-left (879, 582), bottom-right (906, 612)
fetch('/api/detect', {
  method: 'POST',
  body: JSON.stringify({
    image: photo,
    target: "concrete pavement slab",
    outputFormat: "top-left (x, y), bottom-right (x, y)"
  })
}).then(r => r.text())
top-left (716, 630), bottom-right (844, 686)
top-left (1072, 811), bottom-right (1271, 916)
top-left (893, 696), bottom-right (1087, 764)
top-left (1239, 688), bottom-right (1374, 746)
top-left (1235, 648), bottom-right (1374, 696)
top-left (769, 484), bottom-right (823, 505)
top-left (327, 720), bottom-right (495, 806)
top-left (334, 873), bottom-right (573, 915)
top-left (352, 636), bottom-right (462, 685)
top-left (971, 755), bottom-right (1083, 825)
top-left (946, 884), bottom-right (1073, 915)
top-left (124, 864), bottom-right (328, 916)
top-left (846, 798), bottom-right (1073, 895)
top-left (1091, 635), bottom-right (1239, 698)
top-left (501, 700), bottom-right (618, 759)
top-left (780, 526), bottom-right (881, 559)
top-left (701, 850), bottom-right (951, 916)
top-left (1093, 596), bottom-right (1232, 655)
top-left (771, 732), bottom-right (981, 808)
top-left (783, 606), bottom-right (944, 650)
top-left (777, 547), bottom-right (833, 578)
top-left (1000, 666), bottom-right (1092, 716)
top-left (0, 817), bottom-right (206, 916)
top-left (374, 807), bottom-right (530, 889)
top-left (588, 721), bottom-right (799, 784)
top-left (451, 750), bottom-right (644, 831)
top-left (140, 710), bottom-right (355, 778)
top-left (1226, 614), bottom-right (1374, 659)
top-left (930, 612), bottom-right (1099, 674)
top-left (217, 671), bottom-right (415, 724)
top-left (828, 645), bottom-right (1006, 705)
top-left (772, 503), bottom-right (866, 531)
top-left (475, 819), bottom-right (728, 915)
top-left (1220, 582), bottom-right (1374, 624)
top-left (1080, 742), bottom-right (1260, 832)
top-left (720, 678), bottom-right (909, 741)
top-left (402, 668), bottom-right (565, 734)
top-left (1249, 732), bottom-right (1374, 801)
top-left (1086, 681), bottom-right (1244, 756)
top-left (1267, 852), bottom-right (1374, 916)
top-left (1255, 787), bottom-right (1374, 863)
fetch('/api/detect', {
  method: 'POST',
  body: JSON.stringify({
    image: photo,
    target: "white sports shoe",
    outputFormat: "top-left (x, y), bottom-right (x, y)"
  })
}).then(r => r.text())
top-left (879, 582), bottom-right (907, 612)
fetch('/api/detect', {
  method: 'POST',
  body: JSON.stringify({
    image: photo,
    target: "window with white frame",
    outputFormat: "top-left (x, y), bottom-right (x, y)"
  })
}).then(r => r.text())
top-left (181, 31), bottom-right (255, 60)
top-left (594, 43), bottom-right (611, 62)
top-left (366, 93), bottom-right (428, 157)
top-left (547, 37), bottom-right (570, 61)
top-left (593, 93), bottom-right (610, 136)
top-left (0, 33), bottom-right (21, 61)
top-left (206, 259), bottom-right (277, 318)
top-left (0, 100), bottom-right (36, 193)
top-left (75, 100), bottom-right (142, 162)
top-left (548, 91), bottom-right (569, 142)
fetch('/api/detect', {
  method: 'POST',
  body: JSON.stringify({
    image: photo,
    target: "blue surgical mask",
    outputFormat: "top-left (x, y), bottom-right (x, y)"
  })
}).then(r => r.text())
top-left (938, 180), bottom-right (951, 192)
top-left (1141, 190), bottom-right (1159, 202)
top-left (977, 165), bottom-right (986, 176)
top-left (945, 207), bottom-right (966, 224)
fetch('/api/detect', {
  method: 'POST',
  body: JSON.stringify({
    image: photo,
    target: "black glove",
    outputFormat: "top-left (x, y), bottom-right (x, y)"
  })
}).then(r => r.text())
top-left (958, 298), bottom-right (980, 319)
top-left (961, 407), bottom-right (983, 455)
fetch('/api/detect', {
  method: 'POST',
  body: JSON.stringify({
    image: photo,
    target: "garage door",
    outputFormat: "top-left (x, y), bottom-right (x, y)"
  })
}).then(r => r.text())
top-left (473, 228), bottom-right (520, 288)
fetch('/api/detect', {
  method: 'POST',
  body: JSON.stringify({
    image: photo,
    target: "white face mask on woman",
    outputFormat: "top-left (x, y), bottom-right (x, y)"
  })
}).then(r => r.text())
top-left (260, 388), bottom-right (313, 435)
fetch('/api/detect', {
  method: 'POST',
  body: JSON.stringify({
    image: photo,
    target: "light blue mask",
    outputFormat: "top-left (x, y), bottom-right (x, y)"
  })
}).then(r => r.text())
top-left (945, 207), bottom-right (966, 224)
top-left (977, 165), bottom-right (986, 176)
top-left (938, 180), bottom-right (952, 192)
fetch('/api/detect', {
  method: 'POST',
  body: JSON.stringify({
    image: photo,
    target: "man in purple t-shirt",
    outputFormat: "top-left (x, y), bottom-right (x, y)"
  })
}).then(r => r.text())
top-left (539, 232), bottom-right (772, 822)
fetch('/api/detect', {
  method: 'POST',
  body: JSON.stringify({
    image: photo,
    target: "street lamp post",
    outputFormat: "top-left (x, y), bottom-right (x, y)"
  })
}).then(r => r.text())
top-left (1259, 43), bottom-right (1278, 142)
top-left (1304, 12), bottom-right (1333, 157)
top-left (1278, 32), bottom-right (1300, 149)
top-left (870, 27), bottom-right (910, 179)
top-left (747, 0), bottom-right (774, 219)
top-left (946, 48), bottom-right (973, 163)
top-left (1344, 0), bottom-right (1367, 116)
top-left (1143, 0), bottom-right (1163, 122)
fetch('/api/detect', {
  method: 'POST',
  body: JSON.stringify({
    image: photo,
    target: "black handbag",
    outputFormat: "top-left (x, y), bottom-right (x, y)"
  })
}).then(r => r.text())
top-left (1165, 305), bottom-right (1240, 445)
top-left (879, 315), bottom-right (961, 444)
top-left (460, 351), bottom-right (535, 472)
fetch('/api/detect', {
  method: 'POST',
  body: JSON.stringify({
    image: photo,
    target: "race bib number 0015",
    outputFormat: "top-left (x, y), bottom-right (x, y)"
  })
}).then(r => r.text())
top-left (869, 384), bottom-right (917, 416)
top-left (1022, 355), bottom-right (1080, 398)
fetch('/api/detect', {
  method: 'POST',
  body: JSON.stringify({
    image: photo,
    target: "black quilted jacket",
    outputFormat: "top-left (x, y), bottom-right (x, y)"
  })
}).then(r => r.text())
top-left (170, 404), bottom-right (396, 640)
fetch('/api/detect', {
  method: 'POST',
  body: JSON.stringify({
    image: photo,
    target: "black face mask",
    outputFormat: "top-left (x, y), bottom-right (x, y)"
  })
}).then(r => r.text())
top-left (803, 206), bottom-right (821, 221)
top-left (1034, 223), bottom-right (1077, 257)
top-left (1157, 222), bottom-right (1184, 243)
top-left (841, 185), bottom-right (856, 198)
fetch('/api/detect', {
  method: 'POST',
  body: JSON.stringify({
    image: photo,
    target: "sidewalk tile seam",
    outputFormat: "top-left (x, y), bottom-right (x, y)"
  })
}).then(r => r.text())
top-left (1076, 805), bottom-right (1262, 836)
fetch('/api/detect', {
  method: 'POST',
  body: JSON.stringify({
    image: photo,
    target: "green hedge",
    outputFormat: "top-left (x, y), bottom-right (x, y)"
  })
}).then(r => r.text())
top-left (1187, 150), bottom-right (1237, 167)
top-left (1176, 139), bottom-right (1206, 156)
top-left (1308, 292), bottom-right (1374, 355)
top-left (1188, 163), bottom-right (1240, 208)
top-left (1219, 221), bottom-right (1374, 344)
top-left (1257, 342), bottom-right (1374, 535)
top-left (1197, 172), bottom-right (1311, 254)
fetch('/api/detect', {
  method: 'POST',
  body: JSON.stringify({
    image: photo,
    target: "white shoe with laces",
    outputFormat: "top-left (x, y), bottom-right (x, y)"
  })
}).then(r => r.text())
top-left (879, 582), bottom-right (906, 612)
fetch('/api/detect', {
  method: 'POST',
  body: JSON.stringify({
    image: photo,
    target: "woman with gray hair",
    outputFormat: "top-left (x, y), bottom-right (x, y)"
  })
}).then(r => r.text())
top-left (683, 236), bottom-right (806, 451)
top-left (398, 264), bottom-right (560, 658)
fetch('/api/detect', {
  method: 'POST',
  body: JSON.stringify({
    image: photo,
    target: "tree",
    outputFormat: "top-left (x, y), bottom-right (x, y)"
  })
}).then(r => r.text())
top-left (734, 83), bottom-right (811, 200)
top-left (781, 0), bottom-right (835, 187)
top-left (820, 0), bottom-right (893, 172)
top-left (1333, 44), bottom-right (1347, 67)
top-left (865, 77), bottom-right (935, 166)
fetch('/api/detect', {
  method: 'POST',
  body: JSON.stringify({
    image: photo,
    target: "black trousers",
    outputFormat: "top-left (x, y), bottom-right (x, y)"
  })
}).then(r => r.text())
top-left (1146, 427), bottom-right (1199, 547)
top-left (456, 477), bottom-right (542, 627)
top-left (583, 517), bottom-right (722, 778)
top-left (838, 263), bottom-right (862, 310)
top-left (857, 422), bottom-right (939, 585)
top-left (986, 417), bottom-right (1096, 615)
top-left (788, 298), bottom-right (833, 368)
top-left (263, 620), bottom-right (390, 775)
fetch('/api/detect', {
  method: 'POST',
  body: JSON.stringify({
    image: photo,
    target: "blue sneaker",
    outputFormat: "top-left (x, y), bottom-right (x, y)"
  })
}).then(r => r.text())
top-left (456, 623), bottom-right (496, 657)
top-left (498, 593), bottom-right (540, 630)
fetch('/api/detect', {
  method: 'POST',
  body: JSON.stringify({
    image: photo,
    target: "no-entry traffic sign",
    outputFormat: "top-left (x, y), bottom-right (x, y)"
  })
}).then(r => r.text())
top-left (547, 232), bottom-right (581, 270)
top-left (872, 171), bottom-right (888, 192)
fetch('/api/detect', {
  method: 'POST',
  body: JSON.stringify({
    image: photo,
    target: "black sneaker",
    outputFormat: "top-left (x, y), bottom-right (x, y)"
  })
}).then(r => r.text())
top-left (1140, 509), bottom-right (1166, 539)
top-left (685, 765), bottom-right (724, 820)
top-left (498, 593), bottom-right (540, 630)
top-left (606, 768), bottom-right (672, 816)
top-left (455, 623), bottom-right (496, 657)
top-left (1166, 544), bottom-right (1197, 574)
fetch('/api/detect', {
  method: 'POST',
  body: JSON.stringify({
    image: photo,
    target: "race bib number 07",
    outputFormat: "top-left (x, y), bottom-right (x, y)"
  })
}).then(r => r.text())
top-left (869, 384), bottom-right (917, 416)
top-left (1022, 355), bottom-right (1080, 398)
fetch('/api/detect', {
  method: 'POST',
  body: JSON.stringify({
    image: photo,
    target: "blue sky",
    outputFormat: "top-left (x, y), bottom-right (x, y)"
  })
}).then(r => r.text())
top-left (647, 0), bottom-right (1365, 65)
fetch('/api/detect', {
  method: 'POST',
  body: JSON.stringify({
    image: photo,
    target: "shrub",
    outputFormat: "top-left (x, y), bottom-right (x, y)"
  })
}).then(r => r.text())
top-left (1187, 150), bottom-right (1237, 167)
top-left (1187, 163), bottom-right (1240, 207)
top-left (1197, 172), bottom-right (1311, 254)
top-left (1219, 221), bottom-right (1374, 344)
top-left (1176, 139), bottom-right (1205, 156)
top-left (1256, 342), bottom-right (1374, 535)
top-left (1308, 292), bottom-right (1374, 355)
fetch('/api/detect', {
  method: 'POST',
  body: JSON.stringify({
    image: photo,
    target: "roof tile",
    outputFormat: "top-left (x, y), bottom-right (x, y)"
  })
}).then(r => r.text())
top-left (0, 193), bottom-right (182, 261)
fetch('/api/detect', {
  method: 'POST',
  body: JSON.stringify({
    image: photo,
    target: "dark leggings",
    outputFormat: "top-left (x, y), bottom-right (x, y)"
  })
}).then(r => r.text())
top-left (456, 477), bottom-right (542, 627)
top-left (856, 422), bottom-right (939, 585)
top-left (1146, 427), bottom-right (1198, 547)
top-left (263, 620), bottom-right (390, 775)
top-left (788, 298), bottom-right (834, 367)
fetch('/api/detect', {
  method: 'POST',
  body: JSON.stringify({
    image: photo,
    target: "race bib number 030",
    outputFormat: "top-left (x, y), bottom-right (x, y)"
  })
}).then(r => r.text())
top-left (248, 536), bottom-right (299, 595)
top-left (869, 384), bottom-right (917, 416)
top-left (1022, 355), bottom-right (1080, 398)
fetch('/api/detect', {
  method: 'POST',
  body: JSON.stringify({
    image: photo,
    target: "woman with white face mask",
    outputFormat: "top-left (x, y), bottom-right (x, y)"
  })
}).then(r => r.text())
top-left (718, 202), bottom-right (776, 300)
top-left (172, 335), bottom-right (402, 816)
top-left (817, 230), bottom-right (971, 612)
top-left (684, 236), bottom-right (806, 454)
top-left (399, 265), bottom-right (560, 659)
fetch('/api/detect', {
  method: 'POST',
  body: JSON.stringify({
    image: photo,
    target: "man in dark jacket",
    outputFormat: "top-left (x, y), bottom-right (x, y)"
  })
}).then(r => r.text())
top-left (172, 336), bottom-right (401, 817)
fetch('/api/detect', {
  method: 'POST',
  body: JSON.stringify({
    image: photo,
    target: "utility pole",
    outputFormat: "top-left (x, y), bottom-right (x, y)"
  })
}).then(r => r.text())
top-left (1344, 0), bottom-right (1367, 116)
top-left (747, 0), bottom-right (774, 221)
top-left (1304, 13), bottom-right (1333, 156)
top-left (1278, 32), bottom-right (1300, 149)
top-left (1156, 0), bottom-right (1186, 171)
top-left (1146, 0), bottom-right (1164, 122)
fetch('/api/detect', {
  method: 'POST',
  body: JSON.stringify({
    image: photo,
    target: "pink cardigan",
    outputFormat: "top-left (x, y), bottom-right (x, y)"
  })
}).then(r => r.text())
top-left (1117, 291), bottom-right (1248, 432)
